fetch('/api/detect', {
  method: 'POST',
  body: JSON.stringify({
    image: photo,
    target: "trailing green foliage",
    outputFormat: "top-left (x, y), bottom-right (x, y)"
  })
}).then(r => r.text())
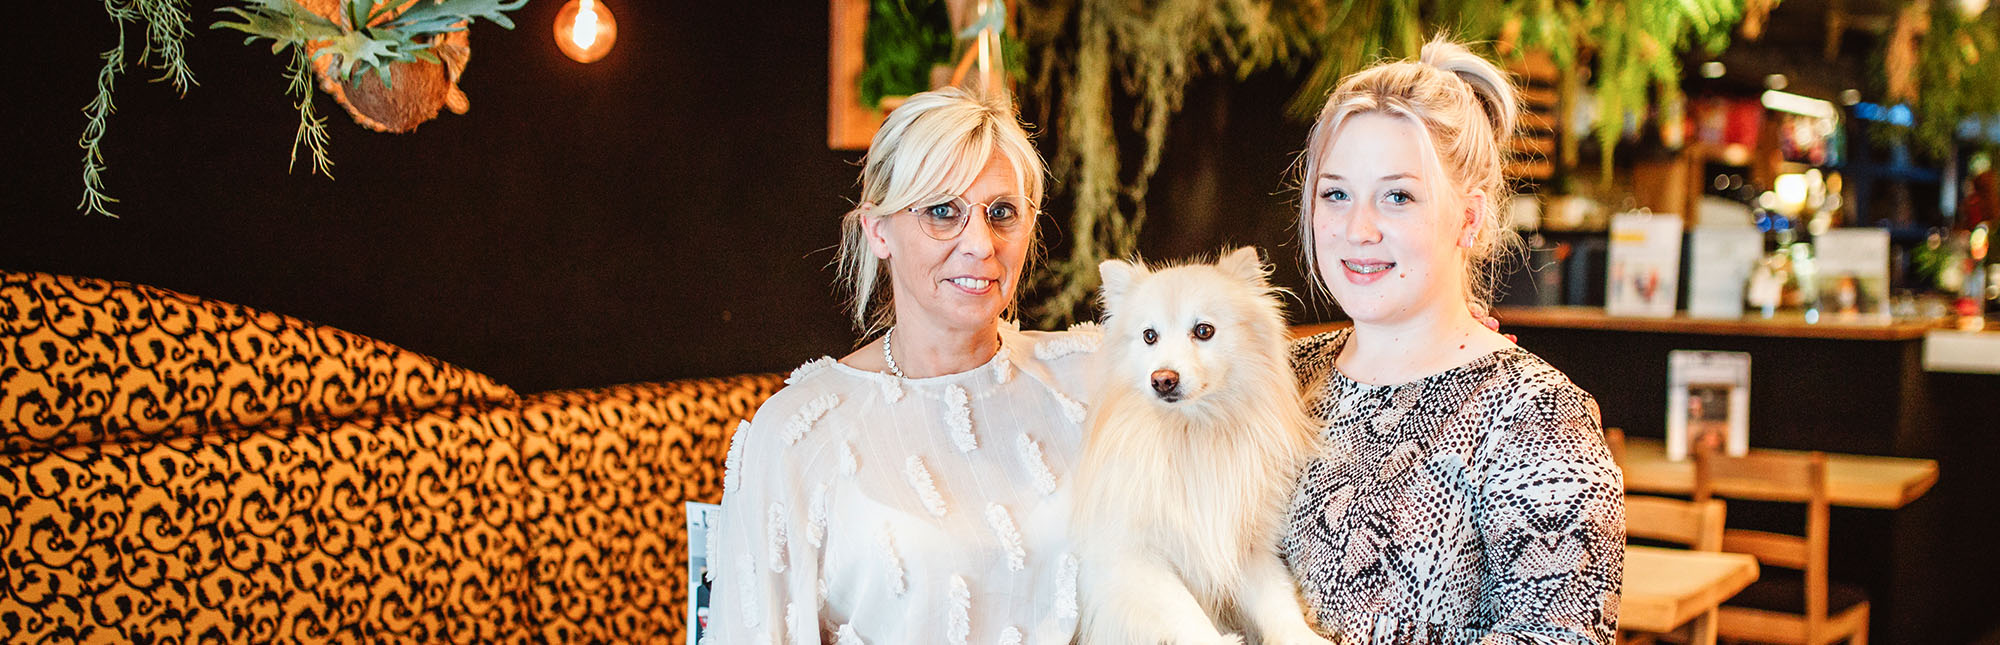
top-left (72, 0), bottom-right (526, 217)
top-left (1014, 0), bottom-right (1757, 324)
top-left (203, 0), bottom-right (524, 181)
top-left (1907, 5), bottom-right (1999, 160)
top-left (1017, 0), bottom-right (1320, 323)
top-left (80, 0), bottom-right (199, 218)
top-left (285, 31), bottom-right (335, 178)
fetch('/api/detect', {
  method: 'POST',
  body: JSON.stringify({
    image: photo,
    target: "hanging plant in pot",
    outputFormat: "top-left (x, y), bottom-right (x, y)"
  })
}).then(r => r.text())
top-left (211, 0), bottom-right (526, 165)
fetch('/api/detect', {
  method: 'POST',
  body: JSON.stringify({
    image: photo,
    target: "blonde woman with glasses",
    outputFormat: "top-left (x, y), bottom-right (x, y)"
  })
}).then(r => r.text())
top-left (1282, 38), bottom-right (1624, 643)
top-left (709, 87), bottom-right (1102, 644)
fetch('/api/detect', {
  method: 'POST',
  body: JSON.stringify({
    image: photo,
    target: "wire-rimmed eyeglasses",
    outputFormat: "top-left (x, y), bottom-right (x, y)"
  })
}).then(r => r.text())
top-left (900, 194), bottom-right (1038, 241)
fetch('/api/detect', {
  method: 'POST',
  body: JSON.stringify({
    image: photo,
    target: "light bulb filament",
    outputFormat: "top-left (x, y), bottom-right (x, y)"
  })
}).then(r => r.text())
top-left (554, 0), bottom-right (615, 64)
top-left (571, 0), bottom-right (600, 49)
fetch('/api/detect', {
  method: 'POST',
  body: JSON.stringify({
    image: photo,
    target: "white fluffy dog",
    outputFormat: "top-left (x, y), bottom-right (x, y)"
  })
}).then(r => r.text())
top-left (1072, 247), bottom-right (1332, 645)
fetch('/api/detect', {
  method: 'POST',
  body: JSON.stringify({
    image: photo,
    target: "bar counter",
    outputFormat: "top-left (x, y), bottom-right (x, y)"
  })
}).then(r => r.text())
top-left (1492, 306), bottom-right (1946, 341)
top-left (1488, 306), bottom-right (1995, 644)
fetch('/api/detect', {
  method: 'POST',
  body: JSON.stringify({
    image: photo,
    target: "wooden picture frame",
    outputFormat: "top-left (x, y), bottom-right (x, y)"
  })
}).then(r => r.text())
top-left (828, 0), bottom-right (1012, 150)
top-left (827, 0), bottom-right (885, 150)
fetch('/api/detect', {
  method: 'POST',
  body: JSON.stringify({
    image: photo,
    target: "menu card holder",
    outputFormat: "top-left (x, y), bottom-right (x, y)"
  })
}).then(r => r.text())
top-left (1607, 212), bottom-right (1686, 317)
top-left (1813, 228), bottom-right (1892, 322)
top-left (1687, 228), bottom-right (1765, 318)
top-left (1666, 350), bottom-right (1751, 462)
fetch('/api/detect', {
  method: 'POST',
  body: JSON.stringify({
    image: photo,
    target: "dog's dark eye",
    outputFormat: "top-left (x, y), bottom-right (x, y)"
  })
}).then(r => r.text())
top-left (1192, 323), bottom-right (1215, 340)
top-left (1142, 328), bottom-right (1158, 345)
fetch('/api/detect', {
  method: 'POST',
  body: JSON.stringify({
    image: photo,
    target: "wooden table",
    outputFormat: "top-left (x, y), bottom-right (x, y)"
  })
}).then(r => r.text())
top-left (1623, 545), bottom-right (1761, 643)
top-left (1620, 437), bottom-right (1939, 509)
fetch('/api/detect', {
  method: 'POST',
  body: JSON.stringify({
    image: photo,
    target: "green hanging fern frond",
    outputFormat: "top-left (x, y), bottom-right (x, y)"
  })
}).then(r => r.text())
top-left (210, 0), bottom-right (529, 176)
top-left (284, 32), bottom-right (334, 178)
top-left (384, 0), bottom-right (529, 33)
top-left (137, 0), bottom-right (198, 94)
top-left (78, 0), bottom-right (202, 217)
top-left (314, 29), bottom-right (408, 84)
top-left (1022, 0), bottom-right (1310, 324)
top-left (80, 0), bottom-right (203, 216)
top-left (213, 2), bottom-right (342, 50)
top-left (1900, 4), bottom-right (2000, 160)
top-left (79, 7), bottom-right (131, 219)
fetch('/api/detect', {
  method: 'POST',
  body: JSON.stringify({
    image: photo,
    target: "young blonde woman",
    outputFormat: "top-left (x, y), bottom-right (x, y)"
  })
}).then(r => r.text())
top-left (1284, 38), bottom-right (1624, 643)
top-left (708, 87), bottom-right (1101, 644)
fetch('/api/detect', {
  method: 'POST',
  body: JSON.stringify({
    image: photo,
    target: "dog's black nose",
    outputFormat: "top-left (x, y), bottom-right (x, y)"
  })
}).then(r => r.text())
top-left (1150, 369), bottom-right (1180, 396)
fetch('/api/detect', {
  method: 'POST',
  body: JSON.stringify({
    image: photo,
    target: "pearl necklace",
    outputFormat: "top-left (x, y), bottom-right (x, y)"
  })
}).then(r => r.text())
top-left (882, 325), bottom-right (1002, 379)
top-left (883, 325), bottom-right (906, 378)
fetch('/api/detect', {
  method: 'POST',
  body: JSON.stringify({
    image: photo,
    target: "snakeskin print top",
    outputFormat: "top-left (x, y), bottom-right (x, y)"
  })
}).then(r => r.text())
top-left (1285, 329), bottom-right (1623, 645)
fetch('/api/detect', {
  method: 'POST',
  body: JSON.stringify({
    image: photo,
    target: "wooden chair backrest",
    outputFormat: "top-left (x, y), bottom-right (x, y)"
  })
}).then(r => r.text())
top-left (1694, 448), bottom-right (1829, 571)
top-left (1626, 494), bottom-right (1728, 551)
top-left (1606, 429), bottom-right (1728, 552)
top-left (1693, 445), bottom-right (1834, 627)
top-left (1604, 427), bottom-right (1716, 495)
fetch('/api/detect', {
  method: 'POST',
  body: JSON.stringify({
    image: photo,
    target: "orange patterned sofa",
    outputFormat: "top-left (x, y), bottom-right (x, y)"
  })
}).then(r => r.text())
top-left (0, 270), bottom-right (782, 643)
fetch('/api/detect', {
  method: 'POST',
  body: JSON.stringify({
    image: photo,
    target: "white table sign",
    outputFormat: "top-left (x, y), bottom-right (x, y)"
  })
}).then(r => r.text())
top-left (1607, 212), bottom-right (1686, 318)
top-left (1666, 350), bottom-right (1751, 461)
top-left (1687, 228), bottom-right (1765, 318)
top-left (1813, 228), bottom-right (1891, 321)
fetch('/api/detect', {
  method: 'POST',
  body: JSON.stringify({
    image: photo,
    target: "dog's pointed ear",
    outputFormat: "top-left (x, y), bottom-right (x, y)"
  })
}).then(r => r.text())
top-left (1218, 246), bottom-right (1269, 286)
top-left (1098, 259), bottom-right (1144, 307)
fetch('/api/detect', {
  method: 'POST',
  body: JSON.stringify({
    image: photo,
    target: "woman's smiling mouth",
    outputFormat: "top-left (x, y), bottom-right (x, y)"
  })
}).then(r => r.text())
top-left (1339, 259), bottom-right (1395, 286)
top-left (946, 277), bottom-right (996, 293)
top-left (1341, 259), bottom-right (1394, 274)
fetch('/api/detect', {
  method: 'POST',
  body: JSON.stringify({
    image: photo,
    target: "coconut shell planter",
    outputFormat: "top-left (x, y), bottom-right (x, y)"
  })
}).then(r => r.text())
top-left (310, 29), bottom-right (472, 133)
top-left (212, 0), bottom-right (525, 133)
top-left (293, 0), bottom-right (479, 132)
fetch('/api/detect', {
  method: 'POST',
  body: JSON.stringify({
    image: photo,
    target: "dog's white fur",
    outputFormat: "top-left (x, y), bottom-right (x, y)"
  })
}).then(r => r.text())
top-left (1073, 247), bottom-right (1332, 645)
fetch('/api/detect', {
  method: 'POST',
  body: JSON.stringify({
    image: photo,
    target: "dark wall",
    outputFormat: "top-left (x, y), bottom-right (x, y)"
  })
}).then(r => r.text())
top-left (3, 3), bottom-right (1322, 393)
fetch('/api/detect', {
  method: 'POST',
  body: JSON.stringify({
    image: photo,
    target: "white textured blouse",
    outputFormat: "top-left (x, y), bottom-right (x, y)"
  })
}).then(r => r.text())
top-left (708, 324), bottom-right (1103, 645)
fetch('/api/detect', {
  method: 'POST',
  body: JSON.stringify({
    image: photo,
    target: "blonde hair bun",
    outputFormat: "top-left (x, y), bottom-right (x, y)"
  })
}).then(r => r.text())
top-left (1418, 37), bottom-right (1519, 151)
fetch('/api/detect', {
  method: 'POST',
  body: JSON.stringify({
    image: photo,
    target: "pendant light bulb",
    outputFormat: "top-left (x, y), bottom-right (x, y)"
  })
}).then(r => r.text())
top-left (555, 0), bottom-right (617, 63)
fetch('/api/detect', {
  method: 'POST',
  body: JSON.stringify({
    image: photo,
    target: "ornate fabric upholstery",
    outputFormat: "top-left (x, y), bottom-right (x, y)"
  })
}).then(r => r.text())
top-left (0, 270), bottom-right (782, 643)
top-left (1, 412), bottom-right (528, 643)
top-left (0, 271), bottom-right (518, 452)
top-left (517, 376), bottom-right (782, 643)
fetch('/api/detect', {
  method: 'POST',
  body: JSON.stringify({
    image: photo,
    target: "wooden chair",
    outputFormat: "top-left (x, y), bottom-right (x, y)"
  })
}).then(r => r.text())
top-left (1693, 443), bottom-right (1870, 645)
top-left (1607, 429), bottom-right (1730, 645)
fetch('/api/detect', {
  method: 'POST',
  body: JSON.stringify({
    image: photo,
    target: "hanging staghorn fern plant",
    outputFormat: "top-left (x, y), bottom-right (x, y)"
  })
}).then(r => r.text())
top-left (75, 0), bottom-right (525, 218)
